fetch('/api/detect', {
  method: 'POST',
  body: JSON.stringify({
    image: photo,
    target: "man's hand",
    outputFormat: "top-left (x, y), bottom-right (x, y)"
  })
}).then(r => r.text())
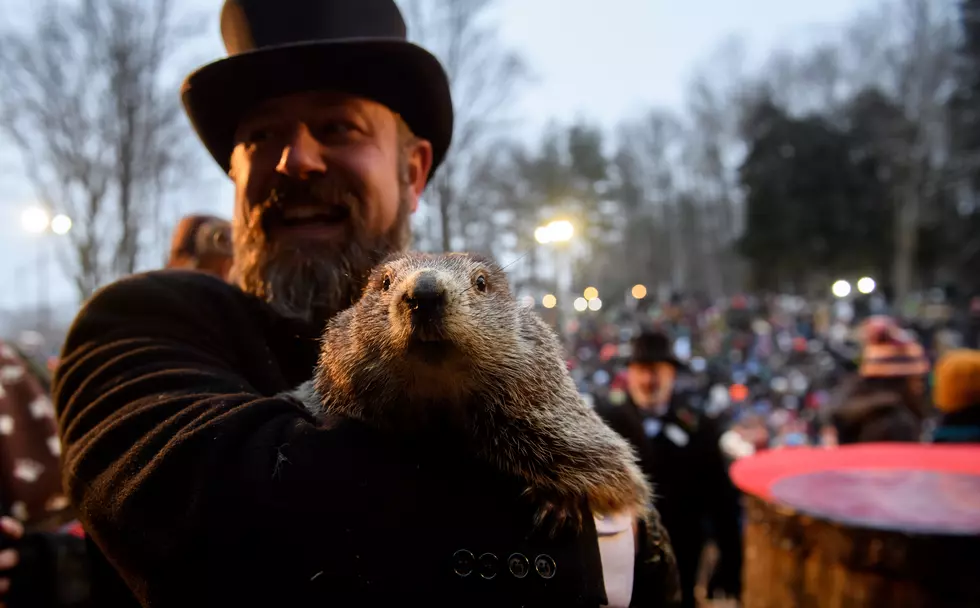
top-left (0, 517), bottom-right (23, 605)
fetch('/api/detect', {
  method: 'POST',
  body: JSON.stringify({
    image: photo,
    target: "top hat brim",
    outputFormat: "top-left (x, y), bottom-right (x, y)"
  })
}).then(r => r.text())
top-left (624, 347), bottom-right (689, 370)
top-left (180, 38), bottom-right (453, 181)
top-left (629, 353), bottom-right (689, 371)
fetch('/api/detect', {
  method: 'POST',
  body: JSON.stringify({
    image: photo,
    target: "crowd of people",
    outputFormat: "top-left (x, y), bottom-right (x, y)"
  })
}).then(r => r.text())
top-left (0, 0), bottom-right (977, 606)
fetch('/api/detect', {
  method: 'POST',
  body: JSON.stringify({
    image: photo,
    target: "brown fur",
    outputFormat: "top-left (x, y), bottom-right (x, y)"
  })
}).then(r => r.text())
top-left (299, 251), bottom-right (652, 534)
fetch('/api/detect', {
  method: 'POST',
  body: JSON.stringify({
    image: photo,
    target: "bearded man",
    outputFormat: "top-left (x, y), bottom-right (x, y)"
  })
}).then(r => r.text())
top-left (47, 1), bottom-right (678, 607)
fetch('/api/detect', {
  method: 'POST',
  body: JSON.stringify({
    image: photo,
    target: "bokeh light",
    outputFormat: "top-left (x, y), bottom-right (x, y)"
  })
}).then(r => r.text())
top-left (21, 207), bottom-right (50, 233)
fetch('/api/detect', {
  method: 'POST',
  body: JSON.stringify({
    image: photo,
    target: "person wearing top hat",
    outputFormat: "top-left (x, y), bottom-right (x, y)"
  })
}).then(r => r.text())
top-left (593, 328), bottom-right (743, 608)
top-left (44, 1), bottom-right (678, 606)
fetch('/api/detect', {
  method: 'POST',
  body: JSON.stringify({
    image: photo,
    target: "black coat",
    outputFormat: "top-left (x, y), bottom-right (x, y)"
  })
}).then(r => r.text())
top-left (51, 270), bottom-right (676, 607)
top-left (594, 394), bottom-right (743, 604)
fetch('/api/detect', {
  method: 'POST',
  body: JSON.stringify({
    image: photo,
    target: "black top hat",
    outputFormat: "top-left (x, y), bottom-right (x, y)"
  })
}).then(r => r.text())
top-left (180, 0), bottom-right (454, 180)
top-left (627, 329), bottom-right (686, 369)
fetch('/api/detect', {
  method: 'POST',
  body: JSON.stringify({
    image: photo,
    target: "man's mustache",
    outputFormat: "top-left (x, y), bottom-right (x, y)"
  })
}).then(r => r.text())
top-left (254, 175), bottom-right (364, 233)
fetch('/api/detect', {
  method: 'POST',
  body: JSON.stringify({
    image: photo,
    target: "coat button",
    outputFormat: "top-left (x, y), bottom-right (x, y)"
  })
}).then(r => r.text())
top-left (453, 549), bottom-right (475, 577)
top-left (507, 553), bottom-right (530, 579)
top-left (534, 554), bottom-right (557, 579)
top-left (478, 552), bottom-right (499, 580)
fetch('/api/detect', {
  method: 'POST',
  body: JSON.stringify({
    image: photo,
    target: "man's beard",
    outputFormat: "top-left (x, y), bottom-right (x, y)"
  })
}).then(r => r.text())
top-left (229, 171), bottom-right (412, 330)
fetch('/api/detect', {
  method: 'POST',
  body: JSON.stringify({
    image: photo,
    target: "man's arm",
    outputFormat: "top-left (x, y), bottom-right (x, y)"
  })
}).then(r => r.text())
top-left (52, 270), bottom-right (351, 604)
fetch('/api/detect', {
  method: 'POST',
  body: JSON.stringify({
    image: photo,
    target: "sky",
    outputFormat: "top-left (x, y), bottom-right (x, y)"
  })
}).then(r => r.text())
top-left (0, 0), bottom-right (873, 316)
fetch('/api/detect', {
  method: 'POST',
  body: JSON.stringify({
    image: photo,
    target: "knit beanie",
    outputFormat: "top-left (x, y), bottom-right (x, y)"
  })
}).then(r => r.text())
top-left (858, 315), bottom-right (929, 378)
top-left (932, 349), bottom-right (980, 414)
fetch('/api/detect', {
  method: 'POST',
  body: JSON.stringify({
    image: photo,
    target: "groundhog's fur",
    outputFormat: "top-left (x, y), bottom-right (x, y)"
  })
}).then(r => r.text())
top-left (294, 251), bottom-right (652, 533)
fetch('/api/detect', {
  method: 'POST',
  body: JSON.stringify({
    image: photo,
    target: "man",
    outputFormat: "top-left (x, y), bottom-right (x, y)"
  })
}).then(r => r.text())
top-left (594, 329), bottom-right (743, 608)
top-left (49, 1), bottom-right (677, 606)
top-left (165, 214), bottom-right (234, 279)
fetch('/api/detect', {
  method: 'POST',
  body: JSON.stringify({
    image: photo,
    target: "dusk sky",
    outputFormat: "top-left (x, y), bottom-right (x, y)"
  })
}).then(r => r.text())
top-left (0, 0), bottom-right (872, 314)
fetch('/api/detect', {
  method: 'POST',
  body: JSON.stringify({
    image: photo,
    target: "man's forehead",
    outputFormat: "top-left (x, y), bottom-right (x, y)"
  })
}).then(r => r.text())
top-left (630, 362), bottom-right (672, 372)
top-left (242, 91), bottom-right (392, 122)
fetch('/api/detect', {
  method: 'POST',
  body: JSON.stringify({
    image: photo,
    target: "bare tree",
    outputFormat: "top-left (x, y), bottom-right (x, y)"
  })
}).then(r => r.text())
top-left (615, 110), bottom-right (686, 290)
top-left (678, 35), bottom-right (750, 298)
top-left (841, 0), bottom-right (958, 301)
top-left (0, 0), bottom-right (207, 301)
top-left (398, 0), bottom-right (528, 252)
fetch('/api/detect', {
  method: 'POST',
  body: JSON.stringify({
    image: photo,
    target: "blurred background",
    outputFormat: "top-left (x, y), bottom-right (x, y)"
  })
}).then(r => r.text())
top-left (0, 0), bottom-right (977, 404)
top-left (1, 0), bottom-right (976, 359)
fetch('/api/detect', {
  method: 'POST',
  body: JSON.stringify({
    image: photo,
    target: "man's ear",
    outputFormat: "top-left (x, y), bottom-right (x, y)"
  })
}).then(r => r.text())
top-left (405, 139), bottom-right (434, 213)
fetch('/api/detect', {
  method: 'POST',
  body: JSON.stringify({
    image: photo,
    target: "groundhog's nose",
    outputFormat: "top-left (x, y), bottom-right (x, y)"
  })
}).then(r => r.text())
top-left (404, 271), bottom-right (447, 314)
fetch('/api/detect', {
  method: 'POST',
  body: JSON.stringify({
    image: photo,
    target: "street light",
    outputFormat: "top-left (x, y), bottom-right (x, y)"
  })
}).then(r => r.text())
top-left (20, 206), bottom-right (73, 339)
top-left (832, 280), bottom-right (851, 298)
top-left (50, 214), bottom-right (72, 235)
top-left (631, 284), bottom-right (647, 299)
top-left (583, 286), bottom-right (598, 301)
top-left (21, 207), bottom-right (50, 234)
top-left (857, 277), bottom-right (876, 295)
top-left (573, 297), bottom-right (588, 312)
top-left (588, 298), bottom-right (603, 311)
top-left (535, 219), bottom-right (577, 349)
top-left (534, 219), bottom-right (574, 244)
top-left (542, 294), bottom-right (557, 309)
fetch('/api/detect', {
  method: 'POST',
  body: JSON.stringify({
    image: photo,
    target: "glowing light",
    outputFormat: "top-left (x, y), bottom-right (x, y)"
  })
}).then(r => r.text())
top-left (21, 207), bottom-right (50, 234)
top-left (573, 297), bottom-right (588, 312)
top-left (857, 277), bottom-right (876, 294)
top-left (583, 286), bottom-right (598, 301)
top-left (588, 298), bottom-right (602, 311)
top-left (831, 280), bottom-right (851, 298)
top-left (542, 294), bottom-right (557, 309)
top-left (534, 220), bottom-right (574, 244)
top-left (50, 214), bottom-right (72, 235)
top-left (631, 284), bottom-right (647, 299)
top-left (549, 220), bottom-right (573, 242)
top-left (534, 226), bottom-right (550, 244)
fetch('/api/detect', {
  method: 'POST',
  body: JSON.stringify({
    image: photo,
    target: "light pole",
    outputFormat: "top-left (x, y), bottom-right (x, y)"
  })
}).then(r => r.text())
top-left (535, 219), bottom-right (575, 350)
top-left (20, 206), bottom-right (72, 337)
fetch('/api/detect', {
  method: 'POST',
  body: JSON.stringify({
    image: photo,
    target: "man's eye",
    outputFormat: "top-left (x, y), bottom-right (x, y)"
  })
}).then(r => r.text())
top-left (314, 122), bottom-right (358, 140)
top-left (244, 128), bottom-right (271, 145)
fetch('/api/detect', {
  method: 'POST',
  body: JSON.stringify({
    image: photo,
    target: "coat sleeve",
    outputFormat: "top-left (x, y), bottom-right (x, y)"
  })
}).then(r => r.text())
top-left (51, 271), bottom-right (361, 603)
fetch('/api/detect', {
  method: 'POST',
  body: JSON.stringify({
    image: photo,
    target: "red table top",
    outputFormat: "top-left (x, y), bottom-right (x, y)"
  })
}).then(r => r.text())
top-left (730, 444), bottom-right (980, 535)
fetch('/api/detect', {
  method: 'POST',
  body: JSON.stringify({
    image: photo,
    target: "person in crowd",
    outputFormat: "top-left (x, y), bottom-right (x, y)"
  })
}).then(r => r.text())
top-left (44, 1), bottom-right (678, 606)
top-left (594, 329), bottom-right (743, 608)
top-left (828, 315), bottom-right (931, 444)
top-left (0, 340), bottom-right (87, 608)
top-left (929, 349), bottom-right (980, 443)
top-left (165, 214), bottom-right (234, 279)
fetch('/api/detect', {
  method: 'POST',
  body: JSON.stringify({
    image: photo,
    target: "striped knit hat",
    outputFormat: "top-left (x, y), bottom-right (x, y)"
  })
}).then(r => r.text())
top-left (932, 349), bottom-right (980, 414)
top-left (858, 315), bottom-right (929, 378)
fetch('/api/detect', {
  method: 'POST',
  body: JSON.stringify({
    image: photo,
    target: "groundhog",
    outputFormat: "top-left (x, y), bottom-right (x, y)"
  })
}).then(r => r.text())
top-left (292, 251), bottom-right (653, 533)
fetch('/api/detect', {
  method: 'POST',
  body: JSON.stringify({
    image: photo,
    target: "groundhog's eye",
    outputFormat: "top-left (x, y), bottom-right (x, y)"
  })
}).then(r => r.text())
top-left (475, 275), bottom-right (487, 292)
top-left (382, 274), bottom-right (392, 291)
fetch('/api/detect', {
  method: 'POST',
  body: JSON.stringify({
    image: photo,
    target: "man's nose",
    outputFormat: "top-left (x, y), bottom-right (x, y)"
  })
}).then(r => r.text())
top-left (276, 123), bottom-right (327, 179)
